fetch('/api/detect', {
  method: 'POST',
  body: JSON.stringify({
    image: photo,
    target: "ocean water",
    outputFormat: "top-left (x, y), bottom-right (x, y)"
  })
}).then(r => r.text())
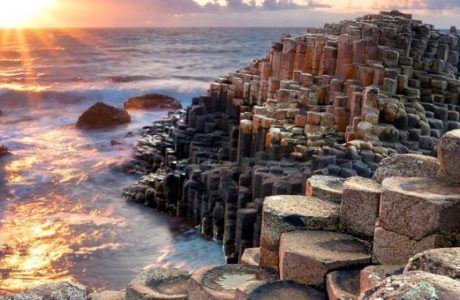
top-left (0, 27), bottom-right (304, 294)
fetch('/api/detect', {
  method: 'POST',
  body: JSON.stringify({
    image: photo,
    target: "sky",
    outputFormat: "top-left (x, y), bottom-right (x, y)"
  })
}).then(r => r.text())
top-left (13, 0), bottom-right (460, 28)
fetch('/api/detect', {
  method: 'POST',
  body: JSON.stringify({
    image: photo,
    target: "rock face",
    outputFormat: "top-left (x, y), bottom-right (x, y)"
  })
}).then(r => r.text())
top-left (404, 247), bottom-right (460, 279)
top-left (0, 281), bottom-right (87, 300)
top-left (340, 176), bottom-right (382, 238)
top-left (372, 154), bottom-right (439, 183)
top-left (362, 271), bottom-right (460, 300)
top-left (124, 94), bottom-right (182, 111)
top-left (438, 129), bottom-right (460, 183)
top-left (259, 195), bottom-right (339, 268)
top-left (359, 265), bottom-right (404, 293)
top-left (89, 290), bottom-right (125, 300)
top-left (279, 230), bottom-right (371, 286)
top-left (126, 267), bottom-right (190, 300)
top-left (76, 102), bottom-right (131, 129)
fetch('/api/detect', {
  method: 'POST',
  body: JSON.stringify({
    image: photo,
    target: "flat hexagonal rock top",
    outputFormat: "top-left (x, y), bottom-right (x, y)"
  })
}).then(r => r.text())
top-left (306, 176), bottom-right (346, 203)
top-left (380, 177), bottom-right (460, 239)
top-left (235, 280), bottom-right (327, 300)
top-left (362, 271), bottom-right (460, 300)
top-left (126, 267), bottom-right (190, 300)
top-left (263, 195), bottom-right (339, 227)
top-left (372, 154), bottom-right (439, 183)
top-left (404, 247), bottom-right (460, 280)
top-left (343, 176), bottom-right (382, 194)
top-left (189, 264), bottom-right (278, 300)
top-left (201, 265), bottom-right (278, 291)
top-left (279, 231), bottom-right (371, 286)
top-left (326, 270), bottom-right (360, 300)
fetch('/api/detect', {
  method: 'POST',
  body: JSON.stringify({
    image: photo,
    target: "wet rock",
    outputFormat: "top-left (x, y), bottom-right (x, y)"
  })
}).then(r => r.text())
top-left (438, 129), bottom-right (460, 183)
top-left (235, 280), bottom-right (327, 300)
top-left (279, 230), bottom-right (371, 286)
top-left (404, 247), bottom-right (460, 280)
top-left (260, 195), bottom-right (339, 268)
top-left (361, 271), bottom-right (460, 300)
top-left (126, 267), bottom-right (190, 300)
top-left (326, 269), bottom-right (360, 300)
top-left (359, 265), bottom-right (404, 294)
top-left (124, 94), bottom-right (182, 111)
top-left (1, 281), bottom-right (87, 300)
top-left (89, 290), bottom-right (125, 300)
top-left (306, 175), bottom-right (345, 203)
top-left (372, 154), bottom-right (439, 183)
top-left (0, 145), bottom-right (9, 157)
top-left (76, 102), bottom-right (130, 129)
top-left (340, 176), bottom-right (382, 238)
top-left (188, 264), bottom-right (278, 300)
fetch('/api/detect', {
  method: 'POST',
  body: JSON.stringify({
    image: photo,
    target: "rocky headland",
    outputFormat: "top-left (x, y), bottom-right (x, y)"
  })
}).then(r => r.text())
top-left (4, 9), bottom-right (460, 300)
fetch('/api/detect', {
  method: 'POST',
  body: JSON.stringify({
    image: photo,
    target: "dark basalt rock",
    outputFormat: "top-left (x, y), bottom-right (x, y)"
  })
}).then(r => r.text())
top-left (76, 102), bottom-right (130, 129)
top-left (0, 145), bottom-right (8, 157)
top-left (124, 94), bottom-right (182, 110)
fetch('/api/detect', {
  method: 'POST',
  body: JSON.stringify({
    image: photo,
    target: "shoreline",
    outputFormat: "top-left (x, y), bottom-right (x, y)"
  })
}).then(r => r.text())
top-left (3, 9), bottom-right (460, 300)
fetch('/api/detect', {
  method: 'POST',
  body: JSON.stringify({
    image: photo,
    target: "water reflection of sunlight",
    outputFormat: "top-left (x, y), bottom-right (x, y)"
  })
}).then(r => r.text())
top-left (0, 195), bottom-right (126, 294)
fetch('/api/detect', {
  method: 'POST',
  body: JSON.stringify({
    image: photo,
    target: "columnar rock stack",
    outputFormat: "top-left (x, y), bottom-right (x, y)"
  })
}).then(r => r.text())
top-left (125, 10), bottom-right (460, 265)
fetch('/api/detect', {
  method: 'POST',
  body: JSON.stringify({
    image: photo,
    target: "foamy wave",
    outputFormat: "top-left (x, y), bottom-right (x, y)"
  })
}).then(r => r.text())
top-left (0, 79), bottom-right (209, 108)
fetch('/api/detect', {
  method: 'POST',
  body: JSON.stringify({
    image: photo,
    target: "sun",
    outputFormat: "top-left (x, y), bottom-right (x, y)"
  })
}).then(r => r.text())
top-left (0, 0), bottom-right (56, 28)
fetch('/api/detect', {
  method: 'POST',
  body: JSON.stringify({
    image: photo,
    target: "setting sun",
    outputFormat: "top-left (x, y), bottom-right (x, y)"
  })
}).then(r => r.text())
top-left (0, 0), bottom-right (56, 27)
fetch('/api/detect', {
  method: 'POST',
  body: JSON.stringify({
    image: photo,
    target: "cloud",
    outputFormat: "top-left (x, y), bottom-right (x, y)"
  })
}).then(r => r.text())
top-left (372, 0), bottom-right (460, 11)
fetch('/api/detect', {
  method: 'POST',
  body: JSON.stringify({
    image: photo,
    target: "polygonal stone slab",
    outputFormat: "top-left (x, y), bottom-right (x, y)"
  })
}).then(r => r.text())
top-left (90, 290), bottom-right (125, 300)
top-left (438, 129), bottom-right (460, 183)
top-left (260, 195), bottom-right (339, 268)
top-left (372, 225), bottom-right (450, 265)
top-left (306, 175), bottom-right (345, 203)
top-left (1, 282), bottom-right (87, 300)
top-left (340, 176), bottom-right (382, 238)
top-left (188, 264), bottom-right (278, 300)
top-left (404, 247), bottom-right (460, 280)
top-left (359, 265), bottom-right (403, 294)
top-left (373, 154), bottom-right (439, 183)
top-left (326, 270), bottom-right (360, 300)
top-left (235, 280), bottom-right (327, 300)
top-left (362, 271), bottom-right (460, 300)
top-left (279, 231), bottom-right (371, 286)
top-left (380, 177), bottom-right (460, 240)
top-left (126, 267), bottom-right (190, 300)
top-left (241, 247), bottom-right (260, 266)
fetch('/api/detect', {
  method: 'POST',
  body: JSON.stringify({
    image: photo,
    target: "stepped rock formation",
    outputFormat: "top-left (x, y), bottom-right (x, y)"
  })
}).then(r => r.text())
top-left (124, 10), bottom-right (460, 264)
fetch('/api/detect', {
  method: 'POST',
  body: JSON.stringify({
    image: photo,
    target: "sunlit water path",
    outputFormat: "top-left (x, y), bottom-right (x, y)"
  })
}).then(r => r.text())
top-left (0, 28), bottom-right (304, 294)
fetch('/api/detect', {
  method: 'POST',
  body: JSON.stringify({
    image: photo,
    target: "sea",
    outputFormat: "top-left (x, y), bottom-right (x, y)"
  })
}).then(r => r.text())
top-left (0, 27), bottom-right (305, 294)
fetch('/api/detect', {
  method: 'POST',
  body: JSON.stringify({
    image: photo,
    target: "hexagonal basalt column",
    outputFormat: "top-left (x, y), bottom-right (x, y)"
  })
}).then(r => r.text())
top-left (306, 175), bottom-right (346, 203)
top-left (259, 195), bottom-right (339, 268)
top-left (379, 177), bottom-right (460, 240)
top-left (340, 176), bottom-right (383, 238)
top-left (188, 264), bottom-right (278, 300)
top-left (235, 280), bottom-right (327, 300)
top-left (126, 267), bottom-right (191, 300)
top-left (279, 231), bottom-right (371, 286)
top-left (438, 129), bottom-right (460, 183)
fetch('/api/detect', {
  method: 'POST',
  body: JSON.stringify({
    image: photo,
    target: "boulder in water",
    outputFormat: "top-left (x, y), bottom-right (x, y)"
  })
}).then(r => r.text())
top-left (76, 102), bottom-right (131, 129)
top-left (123, 94), bottom-right (181, 110)
top-left (0, 145), bottom-right (9, 157)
